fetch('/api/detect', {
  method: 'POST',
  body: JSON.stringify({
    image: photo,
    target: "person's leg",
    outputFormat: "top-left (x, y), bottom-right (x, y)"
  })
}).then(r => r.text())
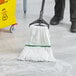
top-left (70, 0), bottom-right (76, 32)
top-left (50, 0), bottom-right (65, 25)
top-left (55, 0), bottom-right (65, 18)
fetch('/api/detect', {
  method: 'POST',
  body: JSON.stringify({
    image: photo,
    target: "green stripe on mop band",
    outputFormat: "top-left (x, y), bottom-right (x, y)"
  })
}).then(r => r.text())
top-left (25, 44), bottom-right (51, 47)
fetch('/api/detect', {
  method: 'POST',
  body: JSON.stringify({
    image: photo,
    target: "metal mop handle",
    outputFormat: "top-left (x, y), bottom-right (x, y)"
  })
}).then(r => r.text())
top-left (41, 0), bottom-right (45, 11)
top-left (39, 0), bottom-right (45, 19)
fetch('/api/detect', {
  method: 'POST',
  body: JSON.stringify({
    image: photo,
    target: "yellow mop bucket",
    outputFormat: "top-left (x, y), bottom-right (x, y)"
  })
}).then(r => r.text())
top-left (0, 0), bottom-right (16, 31)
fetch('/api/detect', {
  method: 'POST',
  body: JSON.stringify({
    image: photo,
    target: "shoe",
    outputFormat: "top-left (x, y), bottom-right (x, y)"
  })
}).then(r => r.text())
top-left (70, 22), bottom-right (76, 33)
top-left (50, 16), bottom-right (63, 25)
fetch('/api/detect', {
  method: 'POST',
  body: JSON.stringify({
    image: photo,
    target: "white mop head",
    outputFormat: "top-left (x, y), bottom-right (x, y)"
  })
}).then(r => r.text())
top-left (18, 25), bottom-right (56, 61)
top-left (18, 46), bottom-right (56, 61)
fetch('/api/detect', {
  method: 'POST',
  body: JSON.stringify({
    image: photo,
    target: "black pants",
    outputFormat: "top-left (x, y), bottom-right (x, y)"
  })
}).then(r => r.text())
top-left (55, 0), bottom-right (76, 22)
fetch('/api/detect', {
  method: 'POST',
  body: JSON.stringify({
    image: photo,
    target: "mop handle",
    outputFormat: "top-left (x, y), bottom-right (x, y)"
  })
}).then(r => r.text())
top-left (41, 0), bottom-right (45, 12)
top-left (39, 0), bottom-right (45, 19)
